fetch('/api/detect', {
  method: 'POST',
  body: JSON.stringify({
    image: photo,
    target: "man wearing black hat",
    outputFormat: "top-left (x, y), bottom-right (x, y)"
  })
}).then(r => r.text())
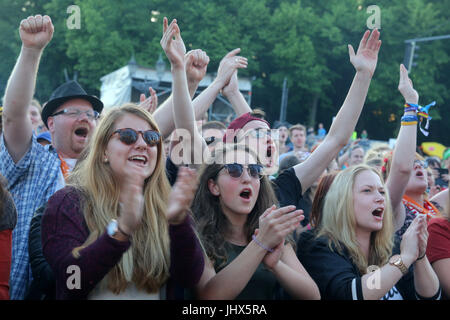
top-left (0, 15), bottom-right (102, 300)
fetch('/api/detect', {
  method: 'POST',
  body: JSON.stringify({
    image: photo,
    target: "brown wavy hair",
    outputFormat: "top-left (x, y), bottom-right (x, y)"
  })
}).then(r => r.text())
top-left (191, 144), bottom-right (278, 268)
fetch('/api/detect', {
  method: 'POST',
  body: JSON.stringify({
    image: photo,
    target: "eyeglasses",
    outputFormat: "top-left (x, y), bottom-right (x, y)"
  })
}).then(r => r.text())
top-left (414, 160), bottom-right (428, 169)
top-left (51, 108), bottom-right (100, 121)
top-left (111, 128), bottom-right (161, 147)
top-left (242, 128), bottom-right (279, 140)
top-left (219, 163), bottom-right (264, 180)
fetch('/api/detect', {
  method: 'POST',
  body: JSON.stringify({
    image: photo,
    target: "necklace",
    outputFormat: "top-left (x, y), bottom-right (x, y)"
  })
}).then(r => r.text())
top-left (402, 194), bottom-right (440, 221)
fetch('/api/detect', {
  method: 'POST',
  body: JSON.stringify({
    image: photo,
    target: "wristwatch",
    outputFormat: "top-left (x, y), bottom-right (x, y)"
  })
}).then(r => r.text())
top-left (107, 219), bottom-right (129, 238)
top-left (389, 255), bottom-right (408, 275)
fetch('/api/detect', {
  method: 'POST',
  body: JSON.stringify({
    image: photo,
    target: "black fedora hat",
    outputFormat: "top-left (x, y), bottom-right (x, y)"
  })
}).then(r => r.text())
top-left (42, 80), bottom-right (104, 127)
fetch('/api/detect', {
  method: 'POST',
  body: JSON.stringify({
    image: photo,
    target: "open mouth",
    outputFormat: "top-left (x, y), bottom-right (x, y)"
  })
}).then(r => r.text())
top-left (74, 127), bottom-right (89, 138)
top-left (416, 171), bottom-right (424, 177)
top-left (128, 155), bottom-right (148, 165)
top-left (239, 188), bottom-right (252, 199)
top-left (372, 208), bottom-right (384, 218)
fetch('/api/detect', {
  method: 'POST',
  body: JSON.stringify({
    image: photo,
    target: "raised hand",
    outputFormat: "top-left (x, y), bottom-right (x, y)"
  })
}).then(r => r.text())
top-left (256, 205), bottom-right (304, 250)
top-left (167, 166), bottom-right (198, 225)
top-left (348, 29), bottom-right (381, 77)
top-left (20, 15), bottom-right (54, 50)
top-left (398, 64), bottom-right (419, 104)
top-left (160, 17), bottom-right (186, 69)
top-left (138, 87), bottom-right (158, 114)
top-left (186, 49), bottom-right (210, 85)
top-left (216, 48), bottom-right (248, 88)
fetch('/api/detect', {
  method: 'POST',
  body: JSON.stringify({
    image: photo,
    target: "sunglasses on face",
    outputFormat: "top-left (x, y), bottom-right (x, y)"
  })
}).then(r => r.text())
top-left (204, 136), bottom-right (216, 146)
top-left (243, 128), bottom-right (279, 140)
top-left (220, 163), bottom-right (264, 180)
top-left (111, 128), bottom-right (161, 146)
top-left (52, 108), bottom-right (100, 121)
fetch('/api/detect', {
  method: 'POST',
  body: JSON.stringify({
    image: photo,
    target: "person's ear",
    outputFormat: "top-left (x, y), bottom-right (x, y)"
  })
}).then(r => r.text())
top-left (47, 117), bottom-right (55, 134)
top-left (208, 178), bottom-right (220, 196)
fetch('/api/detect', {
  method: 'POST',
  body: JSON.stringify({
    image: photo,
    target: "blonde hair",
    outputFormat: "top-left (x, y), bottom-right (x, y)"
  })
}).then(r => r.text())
top-left (69, 104), bottom-right (171, 294)
top-left (30, 98), bottom-right (42, 111)
top-left (317, 165), bottom-right (394, 274)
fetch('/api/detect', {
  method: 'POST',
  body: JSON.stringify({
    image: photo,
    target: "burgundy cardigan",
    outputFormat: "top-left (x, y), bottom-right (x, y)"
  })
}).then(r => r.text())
top-left (41, 186), bottom-right (204, 300)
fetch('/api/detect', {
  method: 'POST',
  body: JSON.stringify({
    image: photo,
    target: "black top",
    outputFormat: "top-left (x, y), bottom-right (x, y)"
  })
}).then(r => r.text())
top-left (296, 230), bottom-right (441, 300)
top-left (272, 167), bottom-right (303, 209)
top-left (26, 204), bottom-right (55, 300)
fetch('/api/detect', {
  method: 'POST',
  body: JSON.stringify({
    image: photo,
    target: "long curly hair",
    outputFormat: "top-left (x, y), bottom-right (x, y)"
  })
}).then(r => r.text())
top-left (68, 104), bottom-right (171, 294)
top-left (191, 144), bottom-right (278, 268)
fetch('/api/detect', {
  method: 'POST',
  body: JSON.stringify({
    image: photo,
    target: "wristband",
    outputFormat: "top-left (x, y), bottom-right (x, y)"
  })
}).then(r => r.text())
top-left (401, 114), bottom-right (418, 126)
top-left (401, 121), bottom-right (418, 126)
top-left (252, 235), bottom-right (274, 253)
top-left (417, 252), bottom-right (426, 261)
top-left (404, 103), bottom-right (419, 113)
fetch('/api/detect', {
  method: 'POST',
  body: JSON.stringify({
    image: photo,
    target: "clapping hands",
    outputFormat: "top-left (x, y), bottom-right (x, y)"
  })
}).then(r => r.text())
top-left (166, 166), bottom-right (198, 225)
top-left (217, 48), bottom-right (248, 90)
top-left (400, 215), bottom-right (429, 265)
top-left (138, 87), bottom-right (158, 114)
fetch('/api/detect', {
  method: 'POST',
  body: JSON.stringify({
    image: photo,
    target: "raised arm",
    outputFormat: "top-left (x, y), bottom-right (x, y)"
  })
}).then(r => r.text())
top-left (386, 64), bottom-right (419, 231)
top-left (192, 48), bottom-right (250, 118)
top-left (2, 15), bottom-right (53, 162)
top-left (160, 18), bottom-right (206, 166)
top-left (153, 49), bottom-right (209, 139)
top-left (294, 29), bottom-right (381, 193)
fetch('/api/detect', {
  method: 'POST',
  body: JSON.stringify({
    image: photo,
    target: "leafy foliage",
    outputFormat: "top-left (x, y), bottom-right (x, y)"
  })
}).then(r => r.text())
top-left (1, 0), bottom-right (449, 144)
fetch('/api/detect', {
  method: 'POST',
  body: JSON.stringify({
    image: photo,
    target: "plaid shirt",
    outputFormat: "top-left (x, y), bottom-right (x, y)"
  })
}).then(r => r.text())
top-left (0, 135), bottom-right (60, 299)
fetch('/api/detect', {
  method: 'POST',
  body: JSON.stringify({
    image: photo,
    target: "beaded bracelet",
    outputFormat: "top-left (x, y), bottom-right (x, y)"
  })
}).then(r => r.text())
top-left (252, 235), bottom-right (274, 253)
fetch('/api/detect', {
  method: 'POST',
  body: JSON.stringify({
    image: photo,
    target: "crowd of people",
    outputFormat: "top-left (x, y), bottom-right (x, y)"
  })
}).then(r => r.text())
top-left (0, 14), bottom-right (449, 301)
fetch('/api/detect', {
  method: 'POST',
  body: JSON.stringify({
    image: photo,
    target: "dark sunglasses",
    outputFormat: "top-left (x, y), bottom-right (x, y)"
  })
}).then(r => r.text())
top-left (112, 128), bottom-right (161, 146)
top-left (204, 136), bottom-right (216, 146)
top-left (220, 163), bottom-right (264, 180)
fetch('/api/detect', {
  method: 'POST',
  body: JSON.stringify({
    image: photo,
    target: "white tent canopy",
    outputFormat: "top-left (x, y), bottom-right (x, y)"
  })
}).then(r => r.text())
top-left (100, 61), bottom-right (252, 122)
